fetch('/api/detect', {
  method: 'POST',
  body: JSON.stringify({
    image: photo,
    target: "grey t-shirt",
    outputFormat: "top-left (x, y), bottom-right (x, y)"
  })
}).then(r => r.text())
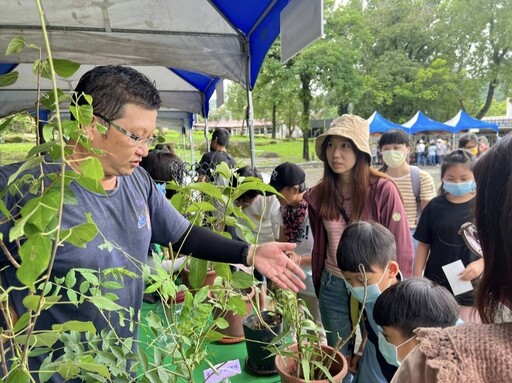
top-left (0, 161), bottom-right (189, 380)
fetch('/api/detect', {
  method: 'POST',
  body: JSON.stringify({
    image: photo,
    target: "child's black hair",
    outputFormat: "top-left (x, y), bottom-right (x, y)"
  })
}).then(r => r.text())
top-left (377, 129), bottom-right (411, 149)
top-left (373, 277), bottom-right (459, 338)
top-left (337, 221), bottom-right (396, 273)
top-left (233, 166), bottom-right (263, 203)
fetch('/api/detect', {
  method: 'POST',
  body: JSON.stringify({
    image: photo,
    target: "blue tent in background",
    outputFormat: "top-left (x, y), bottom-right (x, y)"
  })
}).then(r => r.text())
top-left (402, 111), bottom-right (455, 134)
top-left (367, 111), bottom-right (409, 134)
top-left (444, 110), bottom-right (499, 133)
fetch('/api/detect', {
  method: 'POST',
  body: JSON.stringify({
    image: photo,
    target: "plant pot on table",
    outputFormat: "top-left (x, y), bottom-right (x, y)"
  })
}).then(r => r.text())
top-left (275, 343), bottom-right (348, 383)
top-left (211, 286), bottom-right (255, 344)
top-left (242, 310), bottom-right (283, 375)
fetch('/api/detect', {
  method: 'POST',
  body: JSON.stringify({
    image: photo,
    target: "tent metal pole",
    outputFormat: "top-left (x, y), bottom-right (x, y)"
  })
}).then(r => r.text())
top-left (189, 124), bottom-right (195, 166)
top-left (247, 87), bottom-right (256, 168)
top-left (204, 117), bottom-right (209, 153)
top-left (242, 36), bottom-right (256, 168)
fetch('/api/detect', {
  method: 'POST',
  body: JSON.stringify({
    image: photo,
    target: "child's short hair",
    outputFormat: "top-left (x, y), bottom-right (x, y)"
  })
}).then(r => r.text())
top-left (373, 278), bottom-right (459, 338)
top-left (337, 221), bottom-right (396, 273)
top-left (378, 129), bottom-right (410, 148)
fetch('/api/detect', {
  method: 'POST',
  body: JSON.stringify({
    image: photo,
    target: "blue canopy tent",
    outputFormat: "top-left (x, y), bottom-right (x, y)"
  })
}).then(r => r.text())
top-left (0, 64), bottom-right (218, 118)
top-left (367, 111), bottom-right (410, 134)
top-left (402, 111), bottom-right (455, 134)
top-left (0, 0), bottom-right (304, 166)
top-left (444, 109), bottom-right (499, 133)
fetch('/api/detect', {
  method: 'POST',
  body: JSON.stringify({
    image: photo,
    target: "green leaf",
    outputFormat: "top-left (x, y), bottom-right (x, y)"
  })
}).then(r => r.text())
top-left (0, 71), bottom-right (18, 87)
top-left (65, 269), bottom-right (77, 289)
top-left (212, 262), bottom-right (231, 281)
top-left (51, 58), bottom-right (80, 78)
top-left (78, 157), bottom-right (104, 181)
top-left (39, 355), bottom-right (55, 383)
top-left (7, 156), bottom-right (44, 186)
top-left (13, 312), bottom-right (31, 333)
top-left (56, 363), bottom-right (81, 380)
top-left (5, 366), bottom-right (31, 383)
top-left (26, 141), bottom-right (58, 158)
top-left (89, 295), bottom-right (124, 311)
top-left (0, 115), bottom-right (15, 134)
top-left (40, 88), bottom-right (71, 110)
top-left (33, 333), bottom-right (60, 348)
top-left (52, 320), bottom-right (96, 333)
top-left (232, 271), bottom-right (255, 289)
top-left (69, 104), bottom-right (93, 125)
top-left (6, 36), bottom-right (25, 55)
top-left (17, 235), bottom-right (52, 291)
top-left (75, 173), bottom-right (106, 195)
top-left (184, 182), bottom-right (224, 200)
top-left (67, 289), bottom-right (78, 306)
top-left (22, 295), bottom-right (61, 311)
top-left (187, 258), bottom-right (208, 289)
top-left (60, 221), bottom-right (98, 248)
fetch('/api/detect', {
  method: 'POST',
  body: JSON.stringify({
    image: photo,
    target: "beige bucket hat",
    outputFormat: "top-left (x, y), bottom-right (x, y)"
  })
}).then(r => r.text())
top-left (315, 114), bottom-right (371, 162)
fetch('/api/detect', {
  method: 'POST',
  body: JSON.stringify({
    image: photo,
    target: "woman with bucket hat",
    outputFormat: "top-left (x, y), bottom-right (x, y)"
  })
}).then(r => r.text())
top-left (304, 114), bottom-right (414, 383)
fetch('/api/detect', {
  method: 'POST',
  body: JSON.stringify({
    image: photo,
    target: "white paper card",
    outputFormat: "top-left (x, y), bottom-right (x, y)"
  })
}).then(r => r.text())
top-left (203, 359), bottom-right (241, 383)
top-left (442, 260), bottom-right (473, 296)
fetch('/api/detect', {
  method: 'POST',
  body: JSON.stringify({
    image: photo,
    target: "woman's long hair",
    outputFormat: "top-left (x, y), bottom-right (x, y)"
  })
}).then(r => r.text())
top-left (474, 134), bottom-right (512, 323)
top-left (318, 136), bottom-right (388, 221)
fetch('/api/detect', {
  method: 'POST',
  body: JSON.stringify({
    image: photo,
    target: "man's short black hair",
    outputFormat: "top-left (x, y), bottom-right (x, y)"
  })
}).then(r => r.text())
top-left (373, 278), bottom-right (459, 338)
top-left (337, 221), bottom-right (396, 273)
top-left (72, 65), bottom-right (161, 121)
top-left (212, 128), bottom-right (230, 147)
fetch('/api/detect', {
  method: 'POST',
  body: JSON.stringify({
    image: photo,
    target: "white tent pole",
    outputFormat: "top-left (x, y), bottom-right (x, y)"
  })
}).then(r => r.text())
top-left (242, 37), bottom-right (256, 168)
top-left (189, 122), bottom-right (195, 166)
top-left (247, 87), bottom-right (256, 168)
top-left (204, 117), bottom-right (209, 153)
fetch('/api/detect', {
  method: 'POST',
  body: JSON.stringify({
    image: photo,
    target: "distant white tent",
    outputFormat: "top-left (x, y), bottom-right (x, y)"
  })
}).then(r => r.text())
top-left (444, 110), bottom-right (499, 132)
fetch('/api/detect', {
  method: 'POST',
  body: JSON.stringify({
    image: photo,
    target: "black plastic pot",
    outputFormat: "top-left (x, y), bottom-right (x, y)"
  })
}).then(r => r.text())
top-left (242, 311), bottom-right (283, 375)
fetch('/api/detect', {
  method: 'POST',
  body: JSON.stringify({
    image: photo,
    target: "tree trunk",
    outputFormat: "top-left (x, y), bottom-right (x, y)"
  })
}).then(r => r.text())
top-left (476, 79), bottom-right (497, 119)
top-left (300, 73), bottom-right (312, 161)
top-left (272, 103), bottom-right (277, 139)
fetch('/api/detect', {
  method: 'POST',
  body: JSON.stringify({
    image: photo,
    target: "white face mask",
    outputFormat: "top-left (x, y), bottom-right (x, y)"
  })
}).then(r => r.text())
top-left (378, 333), bottom-right (415, 367)
top-left (382, 150), bottom-right (407, 168)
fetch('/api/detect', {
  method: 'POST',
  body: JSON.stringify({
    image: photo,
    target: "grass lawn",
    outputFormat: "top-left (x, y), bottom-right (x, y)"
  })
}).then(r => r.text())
top-left (0, 130), bottom-right (317, 168)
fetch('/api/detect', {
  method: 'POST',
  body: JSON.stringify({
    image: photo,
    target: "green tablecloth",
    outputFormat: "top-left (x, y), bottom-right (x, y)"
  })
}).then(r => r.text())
top-left (140, 301), bottom-right (282, 382)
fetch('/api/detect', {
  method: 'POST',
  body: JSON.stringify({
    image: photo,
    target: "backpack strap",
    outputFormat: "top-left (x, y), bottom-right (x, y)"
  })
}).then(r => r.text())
top-left (410, 165), bottom-right (422, 222)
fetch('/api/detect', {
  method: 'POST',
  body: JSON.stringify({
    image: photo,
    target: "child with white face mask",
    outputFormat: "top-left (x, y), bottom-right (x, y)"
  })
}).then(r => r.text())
top-left (337, 221), bottom-right (403, 383)
top-left (373, 278), bottom-right (459, 368)
top-left (413, 149), bottom-right (483, 323)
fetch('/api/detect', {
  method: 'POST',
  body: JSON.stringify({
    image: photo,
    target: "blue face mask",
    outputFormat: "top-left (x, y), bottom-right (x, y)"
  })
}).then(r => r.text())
top-left (378, 333), bottom-right (415, 367)
top-left (344, 264), bottom-right (390, 304)
top-left (442, 180), bottom-right (476, 196)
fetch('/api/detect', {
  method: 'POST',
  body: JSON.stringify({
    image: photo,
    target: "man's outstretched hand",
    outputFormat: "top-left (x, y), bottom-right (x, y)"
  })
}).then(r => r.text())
top-left (248, 242), bottom-right (306, 292)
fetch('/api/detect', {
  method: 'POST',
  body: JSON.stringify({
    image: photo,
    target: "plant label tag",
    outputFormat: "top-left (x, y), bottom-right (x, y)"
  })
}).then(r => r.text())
top-left (203, 359), bottom-right (241, 383)
top-left (442, 260), bottom-right (473, 296)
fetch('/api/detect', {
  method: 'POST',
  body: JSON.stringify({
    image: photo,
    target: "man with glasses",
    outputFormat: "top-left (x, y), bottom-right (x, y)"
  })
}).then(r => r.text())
top-left (0, 65), bottom-right (305, 381)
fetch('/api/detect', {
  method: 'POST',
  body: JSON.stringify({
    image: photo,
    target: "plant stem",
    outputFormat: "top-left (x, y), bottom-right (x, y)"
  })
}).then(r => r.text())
top-left (20, 0), bottom-right (68, 366)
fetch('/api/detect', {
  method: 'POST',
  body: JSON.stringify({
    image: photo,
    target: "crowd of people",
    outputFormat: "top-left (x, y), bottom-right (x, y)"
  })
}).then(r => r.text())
top-left (1, 65), bottom-right (510, 383)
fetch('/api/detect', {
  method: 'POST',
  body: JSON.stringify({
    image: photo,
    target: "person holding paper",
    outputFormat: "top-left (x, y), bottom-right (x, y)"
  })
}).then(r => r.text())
top-left (413, 149), bottom-right (483, 323)
top-left (391, 132), bottom-right (512, 383)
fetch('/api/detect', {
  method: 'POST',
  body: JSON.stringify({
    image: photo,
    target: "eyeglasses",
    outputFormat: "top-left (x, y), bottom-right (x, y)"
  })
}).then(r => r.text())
top-left (459, 222), bottom-right (483, 258)
top-left (95, 114), bottom-right (158, 147)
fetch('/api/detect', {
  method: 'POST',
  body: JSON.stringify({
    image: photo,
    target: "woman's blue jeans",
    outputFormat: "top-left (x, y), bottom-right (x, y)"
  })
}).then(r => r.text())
top-left (319, 269), bottom-right (353, 355)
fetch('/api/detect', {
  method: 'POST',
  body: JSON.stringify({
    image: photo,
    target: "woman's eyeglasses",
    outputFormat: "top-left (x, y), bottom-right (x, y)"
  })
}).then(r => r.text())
top-left (459, 222), bottom-right (483, 258)
top-left (95, 114), bottom-right (157, 147)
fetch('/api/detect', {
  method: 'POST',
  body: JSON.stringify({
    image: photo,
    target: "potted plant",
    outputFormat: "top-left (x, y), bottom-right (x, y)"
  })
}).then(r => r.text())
top-left (269, 266), bottom-right (368, 383)
top-left (242, 310), bottom-right (283, 375)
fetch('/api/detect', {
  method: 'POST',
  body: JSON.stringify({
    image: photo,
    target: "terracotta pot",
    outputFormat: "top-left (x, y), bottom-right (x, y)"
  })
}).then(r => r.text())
top-left (181, 267), bottom-right (217, 289)
top-left (275, 344), bottom-right (348, 383)
top-left (212, 287), bottom-right (255, 343)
